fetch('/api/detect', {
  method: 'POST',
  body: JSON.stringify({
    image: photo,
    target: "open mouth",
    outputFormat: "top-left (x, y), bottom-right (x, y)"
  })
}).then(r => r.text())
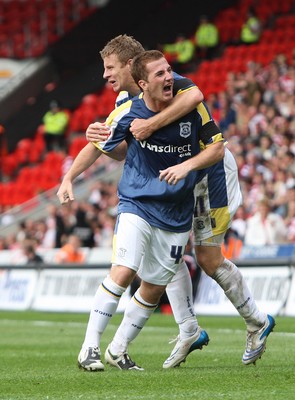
top-left (163, 83), bottom-right (172, 93)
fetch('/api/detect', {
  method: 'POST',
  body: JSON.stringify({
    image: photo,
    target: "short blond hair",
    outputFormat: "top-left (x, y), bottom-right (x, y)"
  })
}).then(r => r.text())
top-left (100, 34), bottom-right (145, 66)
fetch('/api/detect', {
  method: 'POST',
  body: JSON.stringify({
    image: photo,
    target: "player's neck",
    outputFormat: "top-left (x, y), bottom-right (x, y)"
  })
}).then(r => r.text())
top-left (143, 95), bottom-right (170, 113)
top-left (126, 81), bottom-right (141, 97)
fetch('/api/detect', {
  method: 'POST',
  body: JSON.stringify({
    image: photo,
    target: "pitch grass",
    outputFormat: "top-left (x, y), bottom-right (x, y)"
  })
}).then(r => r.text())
top-left (0, 311), bottom-right (294, 400)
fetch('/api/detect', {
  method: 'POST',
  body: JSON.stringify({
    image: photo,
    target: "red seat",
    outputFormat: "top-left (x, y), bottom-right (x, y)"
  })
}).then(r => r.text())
top-left (10, 181), bottom-right (35, 205)
top-left (1, 154), bottom-right (18, 177)
top-left (14, 138), bottom-right (33, 164)
top-left (0, 183), bottom-right (14, 206)
top-left (17, 166), bottom-right (37, 187)
top-left (69, 136), bottom-right (88, 158)
top-left (43, 151), bottom-right (64, 168)
top-left (260, 30), bottom-right (273, 44)
top-left (33, 129), bottom-right (46, 154)
top-left (28, 147), bottom-right (42, 164)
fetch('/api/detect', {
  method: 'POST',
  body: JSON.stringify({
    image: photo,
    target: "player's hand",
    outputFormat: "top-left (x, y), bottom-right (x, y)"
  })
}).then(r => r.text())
top-left (130, 118), bottom-right (153, 141)
top-left (86, 122), bottom-right (110, 143)
top-left (159, 164), bottom-right (190, 185)
top-left (56, 179), bottom-right (75, 204)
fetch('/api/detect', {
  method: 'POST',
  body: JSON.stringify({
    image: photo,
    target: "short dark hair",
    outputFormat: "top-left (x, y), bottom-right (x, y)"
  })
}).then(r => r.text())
top-left (131, 50), bottom-right (165, 84)
top-left (50, 100), bottom-right (60, 109)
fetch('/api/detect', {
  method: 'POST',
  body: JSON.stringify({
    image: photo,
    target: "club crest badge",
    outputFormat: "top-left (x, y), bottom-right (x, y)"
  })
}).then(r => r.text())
top-left (118, 247), bottom-right (127, 258)
top-left (179, 122), bottom-right (192, 138)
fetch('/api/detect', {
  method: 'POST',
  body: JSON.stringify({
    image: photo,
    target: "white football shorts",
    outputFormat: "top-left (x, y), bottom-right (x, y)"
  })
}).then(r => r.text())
top-left (111, 212), bottom-right (190, 285)
top-left (193, 148), bottom-right (242, 246)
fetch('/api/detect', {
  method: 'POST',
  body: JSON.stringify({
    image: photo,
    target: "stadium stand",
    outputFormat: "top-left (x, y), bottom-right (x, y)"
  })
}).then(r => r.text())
top-left (0, 0), bottom-right (97, 58)
top-left (0, 0), bottom-right (294, 251)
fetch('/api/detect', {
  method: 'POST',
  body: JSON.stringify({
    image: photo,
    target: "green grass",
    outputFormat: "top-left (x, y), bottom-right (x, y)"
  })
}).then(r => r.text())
top-left (0, 311), bottom-right (294, 400)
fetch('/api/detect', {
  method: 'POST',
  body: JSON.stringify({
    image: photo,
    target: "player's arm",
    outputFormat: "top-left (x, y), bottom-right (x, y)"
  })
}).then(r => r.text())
top-left (130, 84), bottom-right (204, 140)
top-left (159, 141), bottom-right (224, 185)
top-left (105, 141), bottom-right (127, 161)
top-left (85, 122), bottom-right (127, 161)
top-left (57, 143), bottom-right (101, 204)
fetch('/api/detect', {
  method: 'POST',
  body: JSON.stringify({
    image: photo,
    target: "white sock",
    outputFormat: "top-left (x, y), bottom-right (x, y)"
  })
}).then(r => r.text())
top-left (166, 261), bottom-right (198, 339)
top-left (82, 275), bottom-right (126, 349)
top-left (110, 289), bottom-right (158, 355)
top-left (212, 259), bottom-right (266, 331)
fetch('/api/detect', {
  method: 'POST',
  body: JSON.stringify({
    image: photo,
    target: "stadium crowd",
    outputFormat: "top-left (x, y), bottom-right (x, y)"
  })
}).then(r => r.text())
top-left (0, 49), bottom-right (294, 256)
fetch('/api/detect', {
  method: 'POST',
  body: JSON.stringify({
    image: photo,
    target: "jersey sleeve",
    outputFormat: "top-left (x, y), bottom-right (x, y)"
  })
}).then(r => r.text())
top-left (197, 102), bottom-right (225, 149)
top-left (92, 100), bottom-right (132, 154)
top-left (115, 91), bottom-right (133, 108)
top-left (172, 71), bottom-right (198, 96)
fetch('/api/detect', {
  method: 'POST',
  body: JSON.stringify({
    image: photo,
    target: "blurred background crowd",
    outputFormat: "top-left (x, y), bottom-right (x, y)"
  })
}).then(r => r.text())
top-left (0, 0), bottom-right (294, 263)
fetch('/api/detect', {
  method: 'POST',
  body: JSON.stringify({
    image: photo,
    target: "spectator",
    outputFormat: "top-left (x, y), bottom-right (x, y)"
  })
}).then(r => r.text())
top-left (162, 34), bottom-right (195, 73)
top-left (217, 91), bottom-right (237, 133)
top-left (55, 234), bottom-right (86, 264)
top-left (0, 236), bottom-right (7, 250)
top-left (96, 210), bottom-right (116, 247)
top-left (244, 198), bottom-right (288, 246)
top-left (22, 239), bottom-right (44, 265)
top-left (271, 169), bottom-right (288, 216)
top-left (221, 228), bottom-right (243, 260)
top-left (42, 100), bottom-right (69, 152)
top-left (240, 8), bottom-right (262, 45)
top-left (54, 205), bottom-right (76, 248)
top-left (231, 205), bottom-right (247, 241)
top-left (71, 202), bottom-right (95, 247)
top-left (15, 221), bottom-right (27, 243)
top-left (0, 48), bottom-right (294, 253)
top-left (284, 184), bottom-right (295, 242)
top-left (88, 182), bottom-right (103, 206)
top-left (194, 15), bottom-right (219, 60)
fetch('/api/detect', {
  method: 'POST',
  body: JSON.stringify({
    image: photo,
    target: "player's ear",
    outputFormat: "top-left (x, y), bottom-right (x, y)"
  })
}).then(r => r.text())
top-left (138, 79), bottom-right (146, 91)
top-left (127, 59), bottom-right (133, 69)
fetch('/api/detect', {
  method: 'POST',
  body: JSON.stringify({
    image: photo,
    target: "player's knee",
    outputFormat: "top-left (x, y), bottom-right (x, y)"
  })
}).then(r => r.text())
top-left (139, 281), bottom-right (166, 304)
top-left (109, 265), bottom-right (136, 288)
top-left (195, 248), bottom-right (224, 276)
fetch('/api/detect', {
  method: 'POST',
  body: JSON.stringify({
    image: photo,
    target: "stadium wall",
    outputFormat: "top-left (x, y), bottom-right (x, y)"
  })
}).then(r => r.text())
top-left (0, 245), bottom-right (294, 316)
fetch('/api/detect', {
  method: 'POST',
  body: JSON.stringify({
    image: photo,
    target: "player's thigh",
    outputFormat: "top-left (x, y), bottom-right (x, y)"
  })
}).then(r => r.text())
top-left (193, 164), bottom-right (241, 242)
top-left (223, 148), bottom-right (243, 219)
top-left (112, 212), bottom-right (151, 271)
top-left (138, 228), bottom-right (190, 286)
top-left (139, 280), bottom-right (167, 304)
top-left (193, 174), bottom-right (213, 240)
top-left (109, 264), bottom-right (137, 288)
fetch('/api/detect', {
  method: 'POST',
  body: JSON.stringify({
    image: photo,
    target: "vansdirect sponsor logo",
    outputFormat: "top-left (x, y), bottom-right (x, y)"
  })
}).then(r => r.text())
top-left (139, 141), bottom-right (192, 157)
